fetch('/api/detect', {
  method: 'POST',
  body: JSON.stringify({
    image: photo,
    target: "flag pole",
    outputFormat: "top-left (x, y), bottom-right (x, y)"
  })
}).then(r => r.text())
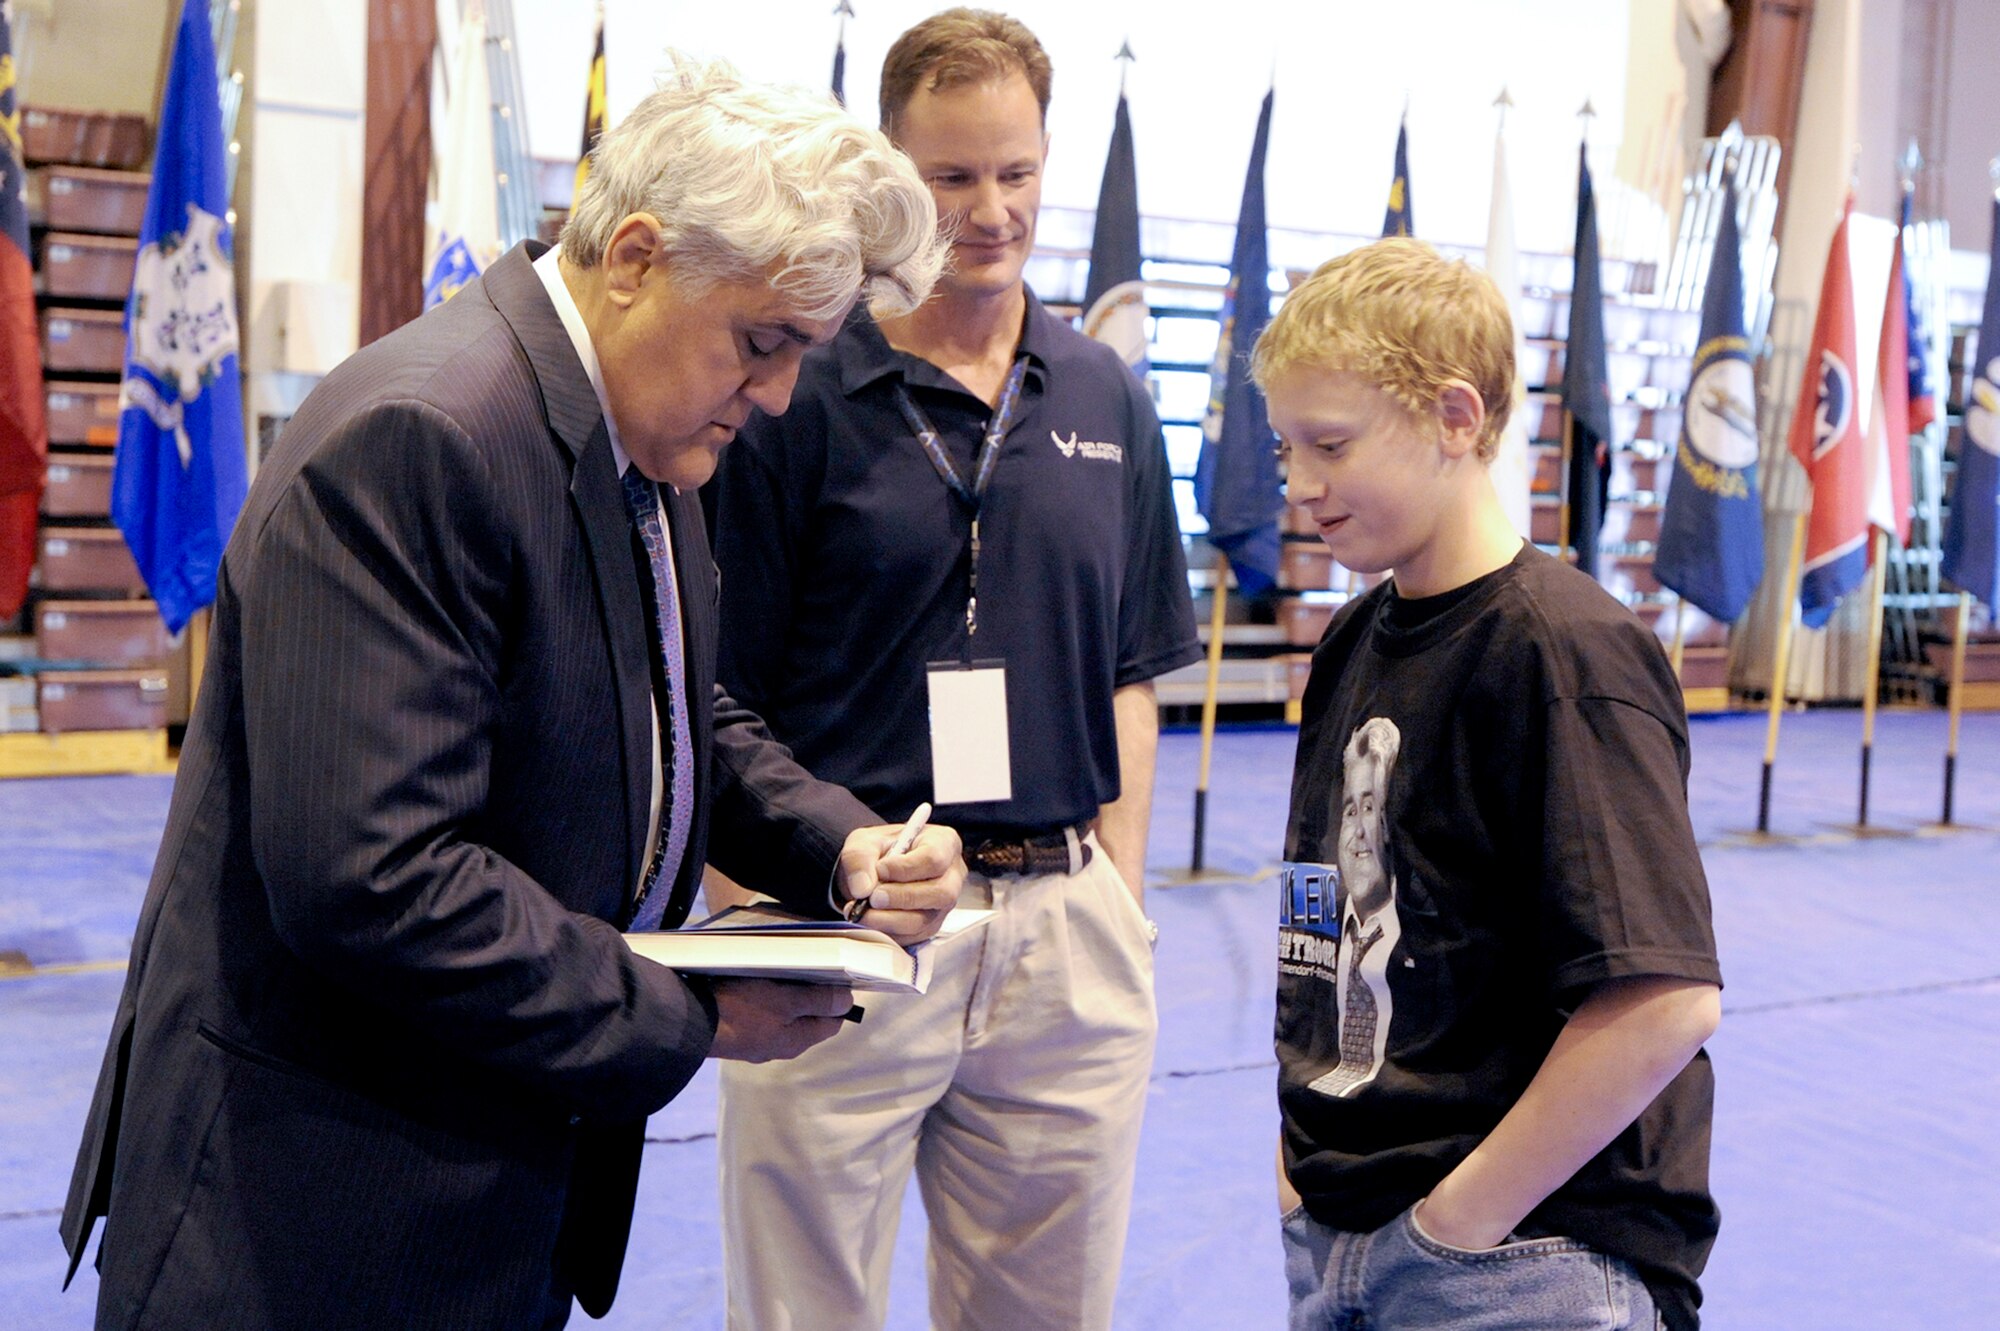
top-left (1759, 512), bottom-right (1808, 832)
top-left (1669, 595), bottom-right (1687, 679)
top-left (1558, 408), bottom-right (1574, 563)
top-left (1857, 529), bottom-right (1889, 825)
top-left (1943, 591), bottom-right (1971, 824)
top-left (1192, 554), bottom-right (1230, 872)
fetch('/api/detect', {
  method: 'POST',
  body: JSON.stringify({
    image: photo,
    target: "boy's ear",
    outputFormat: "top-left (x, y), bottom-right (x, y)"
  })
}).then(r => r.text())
top-left (1436, 381), bottom-right (1486, 458)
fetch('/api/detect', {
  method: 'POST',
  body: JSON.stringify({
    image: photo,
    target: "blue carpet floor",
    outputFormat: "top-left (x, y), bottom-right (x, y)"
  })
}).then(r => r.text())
top-left (2, 709), bottom-right (1995, 1328)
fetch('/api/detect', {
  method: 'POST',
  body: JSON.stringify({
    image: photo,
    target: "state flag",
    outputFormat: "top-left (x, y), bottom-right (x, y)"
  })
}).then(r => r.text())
top-left (1787, 198), bottom-right (1869, 627)
top-left (1940, 195), bottom-right (2000, 610)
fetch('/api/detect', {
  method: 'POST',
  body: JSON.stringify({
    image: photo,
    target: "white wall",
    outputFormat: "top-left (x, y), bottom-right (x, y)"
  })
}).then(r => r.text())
top-left (509, 0), bottom-right (1632, 260)
top-left (10, 0), bottom-right (174, 116)
top-left (240, 0), bottom-right (368, 419)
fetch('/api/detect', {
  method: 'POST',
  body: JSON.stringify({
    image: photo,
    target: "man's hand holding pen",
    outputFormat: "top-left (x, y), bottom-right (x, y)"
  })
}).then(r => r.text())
top-left (837, 803), bottom-right (964, 946)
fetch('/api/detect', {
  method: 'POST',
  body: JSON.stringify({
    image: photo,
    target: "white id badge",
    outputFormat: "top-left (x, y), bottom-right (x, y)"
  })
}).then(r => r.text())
top-left (926, 663), bottom-right (1013, 805)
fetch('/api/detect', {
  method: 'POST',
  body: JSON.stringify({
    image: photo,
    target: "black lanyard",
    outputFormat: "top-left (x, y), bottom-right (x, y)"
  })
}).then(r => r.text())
top-left (891, 355), bottom-right (1029, 642)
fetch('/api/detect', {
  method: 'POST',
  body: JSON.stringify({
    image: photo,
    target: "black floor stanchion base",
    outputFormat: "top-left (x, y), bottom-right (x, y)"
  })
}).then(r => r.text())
top-left (1190, 787), bottom-right (1207, 874)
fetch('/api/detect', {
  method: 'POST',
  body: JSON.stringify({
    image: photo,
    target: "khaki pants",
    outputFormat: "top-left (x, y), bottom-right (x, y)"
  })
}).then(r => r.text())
top-left (717, 836), bottom-right (1157, 1330)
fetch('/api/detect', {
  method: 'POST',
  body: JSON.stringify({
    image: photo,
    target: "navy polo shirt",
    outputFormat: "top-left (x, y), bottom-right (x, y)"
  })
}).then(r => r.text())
top-left (708, 292), bottom-right (1201, 836)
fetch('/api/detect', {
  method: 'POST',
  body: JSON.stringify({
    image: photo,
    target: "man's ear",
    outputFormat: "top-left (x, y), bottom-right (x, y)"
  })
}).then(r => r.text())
top-left (1436, 381), bottom-right (1487, 459)
top-left (603, 213), bottom-right (666, 307)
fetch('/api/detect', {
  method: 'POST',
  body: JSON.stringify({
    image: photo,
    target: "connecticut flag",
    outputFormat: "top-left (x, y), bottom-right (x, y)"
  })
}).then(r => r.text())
top-left (1787, 197), bottom-right (1868, 628)
top-left (112, 0), bottom-right (248, 634)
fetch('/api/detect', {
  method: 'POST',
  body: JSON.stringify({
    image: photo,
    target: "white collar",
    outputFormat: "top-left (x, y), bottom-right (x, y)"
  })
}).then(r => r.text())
top-left (532, 244), bottom-right (640, 481)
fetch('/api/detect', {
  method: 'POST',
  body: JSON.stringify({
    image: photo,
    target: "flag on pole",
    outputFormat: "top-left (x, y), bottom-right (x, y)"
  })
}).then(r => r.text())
top-left (1195, 89), bottom-right (1281, 593)
top-left (1865, 209), bottom-right (1914, 547)
top-left (425, 2), bottom-right (500, 309)
top-left (0, 2), bottom-right (47, 620)
top-left (1902, 188), bottom-right (1938, 435)
top-left (1484, 118), bottom-right (1532, 540)
top-left (1381, 116), bottom-right (1413, 238)
top-left (1082, 89), bottom-right (1148, 377)
top-left (1787, 197), bottom-right (1868, 628)
top-left (831, 0), bottom-right (853, 105)
top-left (1654, 174), bottom-right (1763, 623)
top-left (572, 10), bottom-right (606, 202)
top-left (1563, 141), bottom-right (1613, 578)
top-left (1940, 195), bottom-right (2000, 610)
top-left (111, 0), bottom-right (249, 635)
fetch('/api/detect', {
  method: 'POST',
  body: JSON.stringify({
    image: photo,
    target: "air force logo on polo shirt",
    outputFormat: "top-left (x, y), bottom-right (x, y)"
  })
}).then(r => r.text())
top-left (1051, 430), bottom-right (1123, 463)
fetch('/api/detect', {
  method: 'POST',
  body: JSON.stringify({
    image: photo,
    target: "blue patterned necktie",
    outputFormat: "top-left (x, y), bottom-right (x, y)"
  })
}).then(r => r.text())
top-left (620, 466), bottom-right (695, 930)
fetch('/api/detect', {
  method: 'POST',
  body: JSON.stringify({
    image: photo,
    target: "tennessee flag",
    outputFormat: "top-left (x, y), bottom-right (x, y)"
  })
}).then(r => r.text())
top-left (1788, 198), bottom-right (1868, 627)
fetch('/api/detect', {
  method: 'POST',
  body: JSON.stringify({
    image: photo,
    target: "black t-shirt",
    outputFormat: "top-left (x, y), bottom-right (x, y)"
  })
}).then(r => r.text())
top-left (1278, 544), bottom-right (1722, 1331)
top-left (706, 293), bottom-right (1200, 833)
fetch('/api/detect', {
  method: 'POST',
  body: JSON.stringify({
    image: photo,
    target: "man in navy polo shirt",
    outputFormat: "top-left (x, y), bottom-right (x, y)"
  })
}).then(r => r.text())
top-left (703, 10), bottom-right (1200, 1329)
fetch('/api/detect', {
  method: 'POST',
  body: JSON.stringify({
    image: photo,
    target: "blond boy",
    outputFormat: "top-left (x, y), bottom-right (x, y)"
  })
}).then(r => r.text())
top-left (1261, 239), bottom-right (1722, 1331)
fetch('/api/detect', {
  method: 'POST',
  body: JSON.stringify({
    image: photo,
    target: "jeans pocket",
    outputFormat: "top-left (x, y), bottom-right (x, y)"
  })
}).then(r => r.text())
top-left (1401, 1204), bottom-right (1592, 1263)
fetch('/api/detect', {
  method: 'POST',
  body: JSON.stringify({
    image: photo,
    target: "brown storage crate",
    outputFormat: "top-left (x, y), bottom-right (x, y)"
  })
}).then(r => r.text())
top-left (45, 381), bottom-right (122, 446)
top-left (41, 452), bottom-right (116, 518)
top-left (36, 166), bottom-right (151, 235)
top-left (1284, 652), bottom-right (1314, 701)
top-left (1680, 645), bottom-right (1731, 690)
top-left (37, 527), bottom-right (146, 595)
top-left (1531, 398), bottom-right (1565, 442)
top-left (1280, 598), bottom-right (1336, 646)
top-left (20, 106), bottom-right (150, 169)
top-left (1924, 641), bottom-right (2000, 684)
top-left (37, 669), bottom-right (168, 732)
top-left (1278, 542), bottom-right (1334, 592)
top-left (36, 601), bottom-right (172, 665)
top-left (1603, 503), bottom-right (1663, 546)
top-left (1605, 554), bottom-right (1662, 599)
top-left (1532, 445), bottom-right (1562, 495)
top-left (1529, 499), bottom-right (1562, 545)
top-left (41, 308), bottom-right (127, 375)
top-left (1279, 502), bottom-right (1318, 537)
top-left (40, 233), bottom-right (138, 301)
top-left (1617, 451), bottom-right (1663, 498)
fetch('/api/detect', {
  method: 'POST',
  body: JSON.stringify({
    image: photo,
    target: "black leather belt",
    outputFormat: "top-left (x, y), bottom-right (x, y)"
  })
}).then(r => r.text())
top-left (964, 824), bottom-right (1093, 878)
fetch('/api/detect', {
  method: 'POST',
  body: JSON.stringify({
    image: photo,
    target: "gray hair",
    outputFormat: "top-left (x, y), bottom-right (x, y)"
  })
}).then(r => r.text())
top-left (560, 55), bottom-right (945, 320)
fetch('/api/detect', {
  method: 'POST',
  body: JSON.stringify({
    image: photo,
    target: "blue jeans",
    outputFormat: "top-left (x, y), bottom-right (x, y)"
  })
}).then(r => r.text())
top-left (1281, 1203), bottom-right (1662, 1331)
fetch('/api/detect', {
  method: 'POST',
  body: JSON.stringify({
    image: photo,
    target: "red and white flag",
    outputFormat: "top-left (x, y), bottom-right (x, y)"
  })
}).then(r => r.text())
top-left (1787, 197), bottom-right (1869, 627)
top-left (1864, 218), bottom-right (1914, 547)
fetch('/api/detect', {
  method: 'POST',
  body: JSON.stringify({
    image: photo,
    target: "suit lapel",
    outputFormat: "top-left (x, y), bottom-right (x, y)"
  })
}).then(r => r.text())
top-left (485, 244), bottom-right (653, 907)
top-left (660, 488), bottom-right (717, 927)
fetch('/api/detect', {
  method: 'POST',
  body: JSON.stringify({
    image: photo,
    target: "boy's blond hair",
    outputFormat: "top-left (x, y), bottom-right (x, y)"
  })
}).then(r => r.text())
top-left (1251, 238), bottom-right (1516, 461)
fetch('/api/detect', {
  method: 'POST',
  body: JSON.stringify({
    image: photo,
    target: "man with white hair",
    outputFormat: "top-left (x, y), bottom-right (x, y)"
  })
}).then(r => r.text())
top-left (61, 59), bottom-right (959, 1330)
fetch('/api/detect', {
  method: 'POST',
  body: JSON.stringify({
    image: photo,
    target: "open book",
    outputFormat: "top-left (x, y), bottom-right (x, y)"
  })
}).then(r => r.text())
top-left (624, 903), bottom-right (993, 995)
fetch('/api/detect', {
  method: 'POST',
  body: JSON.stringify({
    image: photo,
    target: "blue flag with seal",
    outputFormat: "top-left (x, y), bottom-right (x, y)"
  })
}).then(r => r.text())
top-left (112, 0), bottom-right (248, 635)
top-left (1081, 89), bottom-right (1148, 377)
top-left (1195, 89), bottom-right (1281, 593)
top-left (1653, 174), bottom-right (1763, 623)
top-left (1941, 195), bottom-right (2000, 610)
top-left (1381, 117), bottom-right (1413, 238)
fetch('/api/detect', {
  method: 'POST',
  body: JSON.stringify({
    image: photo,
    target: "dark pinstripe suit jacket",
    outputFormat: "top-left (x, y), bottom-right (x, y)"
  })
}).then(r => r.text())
top-left (61, 244), bottom-right (875, 1328)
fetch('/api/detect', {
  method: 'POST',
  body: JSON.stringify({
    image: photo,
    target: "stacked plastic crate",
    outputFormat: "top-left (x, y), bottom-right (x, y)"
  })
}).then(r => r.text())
top-left (15, 105), bottom-right (172, 740)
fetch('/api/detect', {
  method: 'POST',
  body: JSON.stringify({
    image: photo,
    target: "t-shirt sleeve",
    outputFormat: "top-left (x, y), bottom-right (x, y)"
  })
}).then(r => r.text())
top-left (1115, 384), bottom-right (1202, 687)
top-left (708, 407), bottom-right (812, 715)
top-left (1534, 672), bottom-right (1722, 1002)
